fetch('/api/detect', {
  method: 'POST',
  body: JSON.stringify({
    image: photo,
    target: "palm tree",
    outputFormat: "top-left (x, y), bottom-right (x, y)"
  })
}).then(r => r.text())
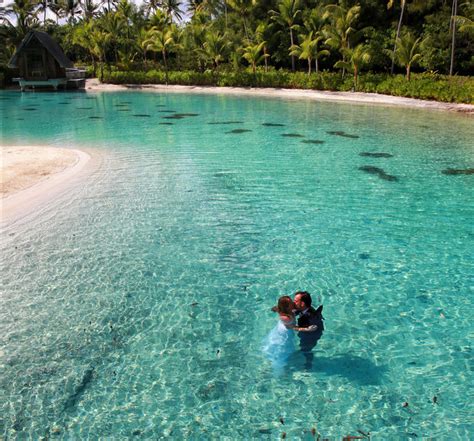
top-left (62, 0), bottom-right (81, 24)
top-left (387, 0), bottom-right (406, 74)
top-left (1, 0), bottom-right (39, 38)
top-left (241, 41), bottom-right (266, 73)
top-left (394, 32), bottom-right (422, 80)
top-left (73, 20), bottom-right (111, 78)
top-left (49, 0), bottom-right (65, 24)
top-left (293, 29), bottom-right (329, 74)
top-left (144, 25), bottom-right (180, 83)
top-left (226, 0), bottom-right (253, 39)
top-left (255, 21), bottom-right (271, 72)
top-left (271, 0), bottom-right (303, 71)
top-left (183, 11), bottom-right (209, 70)
top-left (289, 31), bottom-right (323, 75)
top-left (81, 0), bottom-right (100, 21)
top-left (455, 14), bottom-right (474, 33)
top-left (304, 5), bottom-right (328, 73)
top-left (334, 43), bottom-right (371, 89)
top-left (449, 0), bottom-right (458, 76)
top-left (143, 0), bottom-right (161, 17)
top-left (201, 30), bottom-right (229, 70)
top-left (161, 0), bottom-right (184, 23)
top-left (323, 3), bottom-right (361, 77)
top-left (36, 0), bottom-right (50, 24)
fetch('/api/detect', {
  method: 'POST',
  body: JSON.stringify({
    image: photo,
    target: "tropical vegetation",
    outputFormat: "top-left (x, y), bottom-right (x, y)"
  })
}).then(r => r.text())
top-left (0, 0), bottom-right (473, 102)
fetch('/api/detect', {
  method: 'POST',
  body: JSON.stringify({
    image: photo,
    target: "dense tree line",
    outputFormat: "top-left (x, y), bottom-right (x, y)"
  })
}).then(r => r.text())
top-left (1, 0), bottom-right (473, 80)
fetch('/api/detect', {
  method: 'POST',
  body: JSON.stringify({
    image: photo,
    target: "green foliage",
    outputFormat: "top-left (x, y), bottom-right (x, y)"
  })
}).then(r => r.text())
top-left (1, 0), bottom-right (473, 95)
top-left (102, 69), bottom-right (474, 103)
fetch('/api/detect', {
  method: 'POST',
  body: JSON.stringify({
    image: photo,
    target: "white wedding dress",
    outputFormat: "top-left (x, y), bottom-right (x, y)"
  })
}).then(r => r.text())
top-left (262, 317), bottom-right (296, 374)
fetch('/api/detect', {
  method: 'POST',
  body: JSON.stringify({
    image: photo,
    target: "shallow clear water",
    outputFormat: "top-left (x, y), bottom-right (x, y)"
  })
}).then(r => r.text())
top-left (1, 90), bottom-right (473, 439)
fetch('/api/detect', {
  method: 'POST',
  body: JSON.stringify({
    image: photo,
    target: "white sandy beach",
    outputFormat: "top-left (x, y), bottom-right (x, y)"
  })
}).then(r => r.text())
top-left (86, 78), bottom-right (474, 114)
top-left (1, 146), bottom-right (91, 222)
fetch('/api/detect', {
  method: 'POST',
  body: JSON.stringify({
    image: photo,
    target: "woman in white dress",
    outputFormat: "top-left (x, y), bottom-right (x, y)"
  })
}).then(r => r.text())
top-left (262, 296), bottom-right (314, 374)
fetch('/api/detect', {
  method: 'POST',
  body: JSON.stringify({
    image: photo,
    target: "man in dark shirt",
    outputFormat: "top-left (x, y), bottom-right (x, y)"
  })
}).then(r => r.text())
top-left (294, 291), bottom-right (324, 369)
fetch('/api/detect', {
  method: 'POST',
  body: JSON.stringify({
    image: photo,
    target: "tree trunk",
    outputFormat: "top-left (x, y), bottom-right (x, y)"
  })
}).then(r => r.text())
top-left (391, 0), bottom-right (406, 74)
top-left (308, 58), bottom-right (311, 75)
top-left (289, 28), bottom-right (295, 71)
top-left (353, 65), bottom-right (358, 89)
top-left (264, 47), bottom-right (268, 73)
top-left (406, 64), bottom-right (410, 81)
top-left (163, 49), bottom-right (168, 84)
top-left (449, 0), bottom-right (458, 76)
top-left (315, 57), bottom-right (319, 74)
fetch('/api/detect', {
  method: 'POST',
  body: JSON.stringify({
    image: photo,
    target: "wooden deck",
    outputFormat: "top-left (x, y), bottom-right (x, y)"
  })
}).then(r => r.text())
top-left (15, 78), bottom-right (68, 91)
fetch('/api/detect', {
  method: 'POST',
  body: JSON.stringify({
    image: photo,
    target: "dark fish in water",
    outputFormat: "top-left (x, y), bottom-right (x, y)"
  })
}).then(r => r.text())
top-left (301, 139), bottom-right (325, 144)
top-left (262, 123), bottom-right (285, 127)
top-left (226, 129), bottom-right (252, 134)
top-left (281, 133), bottom-right (304, 137)
top-left (133, 114), bottom-right (151, 117)
top-left (359, 166), bottom-right (398, 181)
top-left (442, 168), bottom-right (474, 175)
top-left (258, 428), bottom-right (272, 434)
top-left (89, 116), bottom-right (103, 119)
top-left (162, 115), bottom-right (185, 119)
top-left (208, 121), bottom-right (244, 125)
top-left (64, 367), bottom-right (95, 410)
top-left (359, 152), bottom-right (393, 158)
top-left (327, 130), bottom-right (359, 139)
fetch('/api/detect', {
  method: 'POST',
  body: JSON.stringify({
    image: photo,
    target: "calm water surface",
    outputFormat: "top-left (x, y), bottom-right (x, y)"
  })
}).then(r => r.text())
top-left (1, 91), bottom-right (473, 439)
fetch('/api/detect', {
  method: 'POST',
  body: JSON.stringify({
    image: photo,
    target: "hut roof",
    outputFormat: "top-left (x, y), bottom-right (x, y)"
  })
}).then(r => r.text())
top-left (8, 30), bottom-right (74, 69)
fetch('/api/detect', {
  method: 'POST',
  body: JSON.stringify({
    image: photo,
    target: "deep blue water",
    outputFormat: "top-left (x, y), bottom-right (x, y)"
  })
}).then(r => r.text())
top-left (1, 90), bottom-right (473, 438)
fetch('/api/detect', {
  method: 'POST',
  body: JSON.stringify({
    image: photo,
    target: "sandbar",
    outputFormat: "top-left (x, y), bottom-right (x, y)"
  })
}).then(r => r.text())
top-left (1, 146), bottom-right (91, 223)
top-left (86, 79), bottom-right (474, 114)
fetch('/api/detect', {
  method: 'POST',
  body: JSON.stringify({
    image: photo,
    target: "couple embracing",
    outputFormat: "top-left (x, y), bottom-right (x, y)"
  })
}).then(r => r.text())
top-left (262, 291), bottom-right (324, 373)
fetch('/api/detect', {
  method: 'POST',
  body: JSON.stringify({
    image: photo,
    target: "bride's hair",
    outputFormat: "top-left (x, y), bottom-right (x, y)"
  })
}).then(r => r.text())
top-left (272, 295), bottom-right (294, 315)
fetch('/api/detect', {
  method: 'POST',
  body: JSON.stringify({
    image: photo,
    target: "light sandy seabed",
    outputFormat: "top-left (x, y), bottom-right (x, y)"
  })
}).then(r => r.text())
top-left (0, 146), bottom-right (91, 223)
top-left (86, 79), bottom-right (474, 114)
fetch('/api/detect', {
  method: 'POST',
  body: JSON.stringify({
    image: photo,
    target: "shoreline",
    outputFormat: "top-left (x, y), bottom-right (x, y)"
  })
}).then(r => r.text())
top-left (1, 146), bottom-right (92, 224)
top-left (85, 79), bottom-right (474, 114)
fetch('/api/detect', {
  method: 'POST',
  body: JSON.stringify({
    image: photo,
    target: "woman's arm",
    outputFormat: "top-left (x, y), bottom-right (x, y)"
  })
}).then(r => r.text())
top-left (291, 325), bottom-right (318, 332)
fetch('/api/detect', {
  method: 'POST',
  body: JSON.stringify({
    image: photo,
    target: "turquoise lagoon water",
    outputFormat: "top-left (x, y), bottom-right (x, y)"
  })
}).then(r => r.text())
top-left (0, 90), bottom-right (473, 439)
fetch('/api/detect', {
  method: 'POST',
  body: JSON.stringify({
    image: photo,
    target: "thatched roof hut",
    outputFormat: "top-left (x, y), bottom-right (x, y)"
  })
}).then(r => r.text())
top-left (8, 30), bottom-right (84, 90)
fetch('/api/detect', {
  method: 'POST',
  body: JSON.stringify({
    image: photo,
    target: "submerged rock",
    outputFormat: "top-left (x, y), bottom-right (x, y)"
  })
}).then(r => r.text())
top-left (359, 165), bottom-right (398, 181)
